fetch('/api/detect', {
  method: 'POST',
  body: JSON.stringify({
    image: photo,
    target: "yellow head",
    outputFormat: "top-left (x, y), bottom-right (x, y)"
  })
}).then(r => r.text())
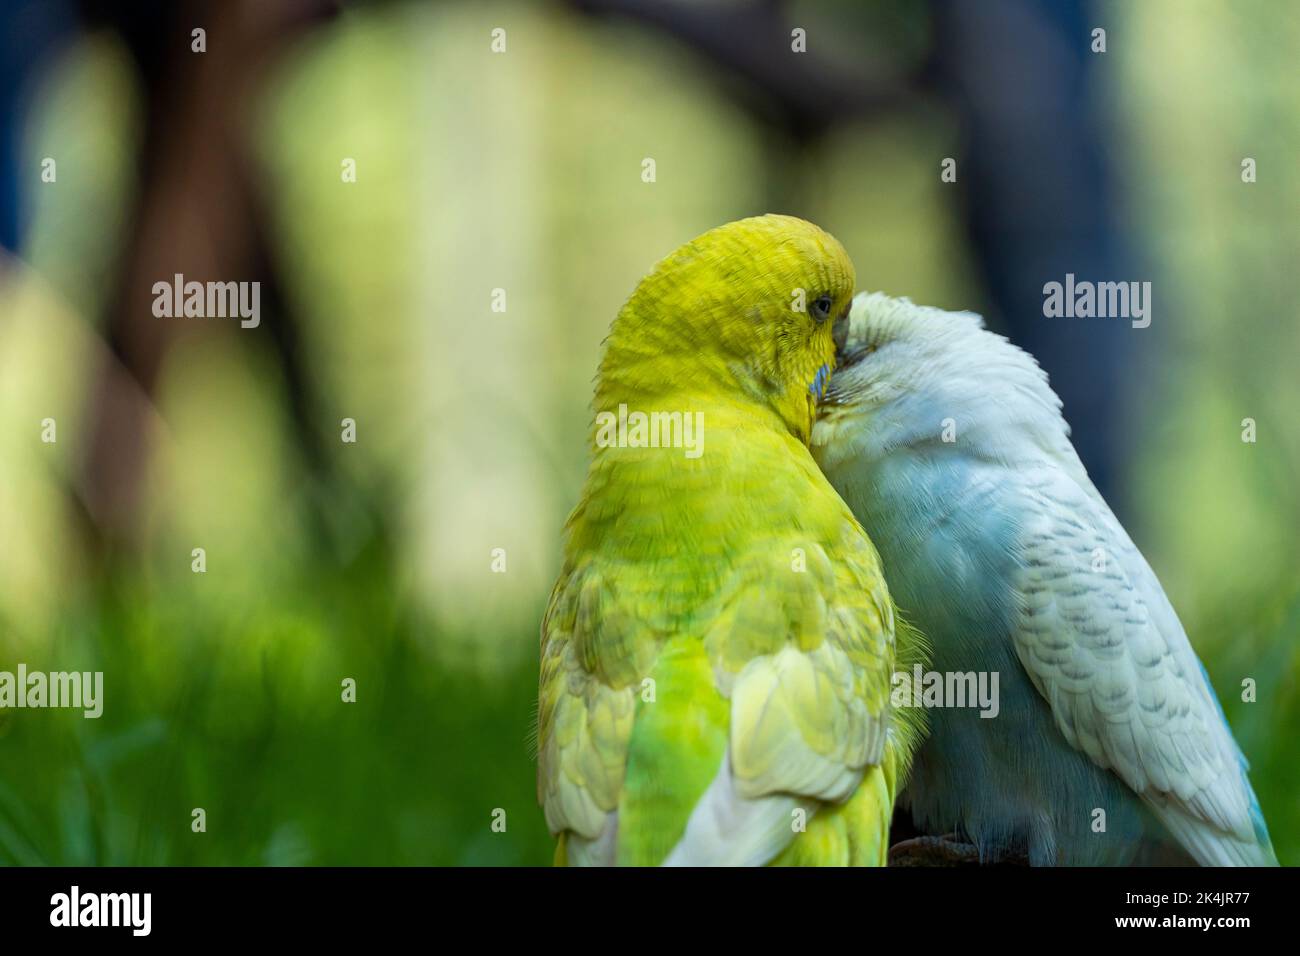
top-left (595, 214), bottom-right (856, 445)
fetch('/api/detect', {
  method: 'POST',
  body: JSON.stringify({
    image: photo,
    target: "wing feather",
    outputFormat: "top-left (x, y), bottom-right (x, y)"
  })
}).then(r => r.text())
top-left (1011, 465), bottom-right (1275, 865)
top-left (539, 518), bottom-right (900, 865)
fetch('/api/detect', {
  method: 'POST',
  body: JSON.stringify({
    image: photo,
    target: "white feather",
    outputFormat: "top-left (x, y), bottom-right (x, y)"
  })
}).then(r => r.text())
top-left (664, 751), bottom-right (812, 866)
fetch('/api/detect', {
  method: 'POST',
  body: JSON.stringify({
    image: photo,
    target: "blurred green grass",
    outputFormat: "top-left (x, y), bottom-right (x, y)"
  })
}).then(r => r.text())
top-left (0, 534), bottom-right (553, 865)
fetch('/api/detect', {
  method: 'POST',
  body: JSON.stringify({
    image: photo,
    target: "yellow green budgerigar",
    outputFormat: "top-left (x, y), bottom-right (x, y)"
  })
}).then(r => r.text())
top-left (537, 214), bottom-right (923, 866)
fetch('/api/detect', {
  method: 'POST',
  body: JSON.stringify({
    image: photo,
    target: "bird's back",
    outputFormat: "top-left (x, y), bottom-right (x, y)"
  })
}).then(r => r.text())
top-left (542, 396), bottom-right (910, 865)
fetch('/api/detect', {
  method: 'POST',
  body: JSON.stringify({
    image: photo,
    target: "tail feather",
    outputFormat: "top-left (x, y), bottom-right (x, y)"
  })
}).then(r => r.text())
top-left (1154, 805), bottom-right (1278, 867)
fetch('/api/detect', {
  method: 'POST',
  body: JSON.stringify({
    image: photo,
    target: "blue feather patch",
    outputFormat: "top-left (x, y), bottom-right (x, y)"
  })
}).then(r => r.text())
top-left (809, 363), bottom-right (831, 399)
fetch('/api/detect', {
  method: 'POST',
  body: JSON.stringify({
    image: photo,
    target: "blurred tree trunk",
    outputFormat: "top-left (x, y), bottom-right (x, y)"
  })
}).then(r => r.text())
top-left (75, 0), bottom-right (337, 548)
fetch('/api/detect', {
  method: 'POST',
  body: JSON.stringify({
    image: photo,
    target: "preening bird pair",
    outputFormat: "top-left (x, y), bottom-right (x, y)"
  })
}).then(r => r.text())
top-left (536, 215), bottom-right (1277, 867)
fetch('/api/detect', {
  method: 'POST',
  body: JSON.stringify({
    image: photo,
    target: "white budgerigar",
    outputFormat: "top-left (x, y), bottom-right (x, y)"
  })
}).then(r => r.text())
top-left (812, 291), bottom-right (1277, 866)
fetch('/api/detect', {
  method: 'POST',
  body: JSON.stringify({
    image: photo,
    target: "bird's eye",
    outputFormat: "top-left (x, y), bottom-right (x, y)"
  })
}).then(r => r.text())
top-left (811, 295), bottom-right (833, 323)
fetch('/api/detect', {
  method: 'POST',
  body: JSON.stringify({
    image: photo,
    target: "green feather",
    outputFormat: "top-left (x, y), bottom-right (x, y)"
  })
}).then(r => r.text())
top-left (617, 638), bottom-right (728, 865)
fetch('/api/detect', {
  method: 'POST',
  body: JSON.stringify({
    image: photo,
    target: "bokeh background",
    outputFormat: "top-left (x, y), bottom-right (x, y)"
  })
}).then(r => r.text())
top-left (0, 0), bottom-right (1295, 865)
